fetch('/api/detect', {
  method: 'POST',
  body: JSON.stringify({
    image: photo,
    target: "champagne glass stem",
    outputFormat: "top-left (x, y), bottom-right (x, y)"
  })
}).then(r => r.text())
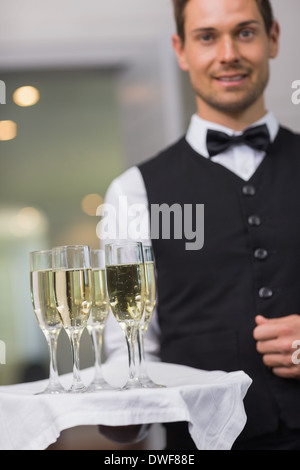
top-left (87, 326), bottom-right (114, 391)
top-left (123, 323), bottom-right (140, 388)
top-left (47, 331), bottom-right (60, 385)
top-left (137, 328), bottom-right (148, 379)
top-left (137, 324), bottom-right (166, 389)
top-left (92, 327), bottom-right (105, 381)
top-left (69, 329), bottom-right (85, 392)
top-left (38, 330), bottom-right (65, 394)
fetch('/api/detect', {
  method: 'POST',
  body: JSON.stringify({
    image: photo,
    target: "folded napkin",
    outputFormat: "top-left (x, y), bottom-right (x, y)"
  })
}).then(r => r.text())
top-left (0, 361), bottom-right (251, 450)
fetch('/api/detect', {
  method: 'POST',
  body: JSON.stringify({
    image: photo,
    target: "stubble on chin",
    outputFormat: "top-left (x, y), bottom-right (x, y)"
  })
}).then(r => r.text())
top-left (193, 72), bottom-right (269, 116)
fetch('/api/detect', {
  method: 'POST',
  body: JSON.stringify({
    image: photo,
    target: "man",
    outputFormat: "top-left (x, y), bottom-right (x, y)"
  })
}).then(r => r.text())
top-left (102, 0), bottom-right (300, 449)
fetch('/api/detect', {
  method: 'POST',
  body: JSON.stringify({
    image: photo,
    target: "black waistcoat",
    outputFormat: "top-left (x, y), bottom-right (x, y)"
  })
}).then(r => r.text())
top-left (139, 126), bottom-right (300, 444)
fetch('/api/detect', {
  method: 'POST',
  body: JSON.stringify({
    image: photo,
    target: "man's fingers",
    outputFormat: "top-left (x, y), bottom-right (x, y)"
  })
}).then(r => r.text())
top-left (256, 339), bottom-right (279, 354)
top-left (254, 315), bottom-right (280, 340)
top-left (272, 366), bottom-right (300, 379)
top-left (256, 337), bottom-right (294, 354)
top-left (255, 314), bottom-right (299, 326)
top-left (255, 315), bottom-right (268, 325)
top-left (261, 352), bottom-right (293, 368)
top-left (254, 314), bottom-right (300, 379)
top-left (253, 322), bottom-right (279, 341)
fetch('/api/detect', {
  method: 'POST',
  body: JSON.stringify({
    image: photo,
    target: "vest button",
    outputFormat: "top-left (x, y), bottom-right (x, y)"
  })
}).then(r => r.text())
top-left (248, 215), bottom-right (262, 226)
top-left (254, 248), bottom-right (268, 260)
top-left (259, 287), bottom-right (273, 299)
top-left (242, 185), bottom-right (256, 196)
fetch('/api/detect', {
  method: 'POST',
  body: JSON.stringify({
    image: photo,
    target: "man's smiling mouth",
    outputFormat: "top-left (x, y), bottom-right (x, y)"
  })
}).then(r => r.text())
top-left (215, 74), bottom-right (248, 82)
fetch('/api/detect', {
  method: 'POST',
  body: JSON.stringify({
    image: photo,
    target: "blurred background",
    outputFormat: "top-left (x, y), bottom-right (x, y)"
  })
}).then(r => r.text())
top-left (0, 0), bottom-right (299, 449)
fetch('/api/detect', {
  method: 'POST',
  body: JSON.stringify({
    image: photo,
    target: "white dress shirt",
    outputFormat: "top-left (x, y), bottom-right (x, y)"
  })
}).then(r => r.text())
top-left (102, 112), bottom-right (279, 363)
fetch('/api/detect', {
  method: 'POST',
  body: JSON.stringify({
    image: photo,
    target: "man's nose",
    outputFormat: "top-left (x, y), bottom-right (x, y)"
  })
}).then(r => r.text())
top-left (217, 35), bottom-right (240, 64)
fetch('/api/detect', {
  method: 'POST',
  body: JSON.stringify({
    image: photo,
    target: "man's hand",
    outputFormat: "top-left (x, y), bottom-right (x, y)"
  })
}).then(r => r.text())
top-left (253, 314), bottom-right (300, 379)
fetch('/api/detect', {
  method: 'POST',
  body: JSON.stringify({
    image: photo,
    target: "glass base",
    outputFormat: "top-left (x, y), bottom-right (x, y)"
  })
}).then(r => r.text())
top-left (67, 382), bottom-right (87, 393)
top-left (35, 383), bottom-right (66, 395)
top-left (86, 379), bottom-right (116, 393)
top-left (139, 377), bottom-right (166, 389)
top-left (121, 378), bottom-right (145, 390)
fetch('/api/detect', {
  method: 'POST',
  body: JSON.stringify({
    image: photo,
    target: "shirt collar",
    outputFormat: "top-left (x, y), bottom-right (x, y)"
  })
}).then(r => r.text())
top-left (186, 111), bottom-right (280, 158)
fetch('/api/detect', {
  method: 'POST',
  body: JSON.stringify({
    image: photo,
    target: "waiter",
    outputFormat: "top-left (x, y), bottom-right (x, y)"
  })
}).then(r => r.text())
top-left (102, 0), bottom-right (300, 450)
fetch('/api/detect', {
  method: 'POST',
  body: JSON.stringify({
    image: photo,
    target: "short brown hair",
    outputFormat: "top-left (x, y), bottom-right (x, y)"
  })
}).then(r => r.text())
top-left (172, 0), bottom-right (274, 42)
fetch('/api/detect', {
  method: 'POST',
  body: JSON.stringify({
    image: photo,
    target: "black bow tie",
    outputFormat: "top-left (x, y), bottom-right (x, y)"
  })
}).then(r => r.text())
top-left (206, 124), bottom-right (270, 157)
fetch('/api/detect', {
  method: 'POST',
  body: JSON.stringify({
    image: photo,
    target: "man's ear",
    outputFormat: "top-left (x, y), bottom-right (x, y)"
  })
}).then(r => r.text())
top-left (268, 20), bottom-right (280, 59)
top-left (172, 34), bottom-right (190, 71)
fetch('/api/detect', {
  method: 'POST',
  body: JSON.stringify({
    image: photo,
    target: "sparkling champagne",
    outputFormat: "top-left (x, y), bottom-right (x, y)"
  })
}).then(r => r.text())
top-left (106, 263), bottom-right (145, 323)
top-left (30, 269), bottom-right (62, 332)
top-left (141, 261), bottom-right (156, 333)
top-left (87, 268), bottom-right (110, 331)
top-left (54, 269), bottom-right (93, 329)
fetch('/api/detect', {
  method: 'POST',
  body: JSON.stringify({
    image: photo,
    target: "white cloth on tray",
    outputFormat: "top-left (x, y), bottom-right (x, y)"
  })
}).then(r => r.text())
top-left (0, 361), bottom-right (252, 450)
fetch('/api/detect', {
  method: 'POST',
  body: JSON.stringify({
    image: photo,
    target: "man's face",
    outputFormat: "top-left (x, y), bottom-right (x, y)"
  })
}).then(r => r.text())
top-left (173, 0), bottom-right (279, 117)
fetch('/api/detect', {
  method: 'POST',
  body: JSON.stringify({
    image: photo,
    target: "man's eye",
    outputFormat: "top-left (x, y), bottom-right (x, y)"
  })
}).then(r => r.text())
top-left (201, 34), bottom-right (213, 43)
top-left (240, 29), bottom-right (254, 39)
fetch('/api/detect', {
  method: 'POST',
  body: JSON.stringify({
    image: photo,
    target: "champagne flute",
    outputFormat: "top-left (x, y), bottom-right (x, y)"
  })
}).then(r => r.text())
top-left (137, 245), bottom-right (166, 388)
top-left (52, 245), bottom-right (93, 393)
top-left (30, 250), bottom-right (65, 394)
top-left (105, 241), bottom-right (145, 390)
top-left (86, 249), bottom-right (115, 392)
